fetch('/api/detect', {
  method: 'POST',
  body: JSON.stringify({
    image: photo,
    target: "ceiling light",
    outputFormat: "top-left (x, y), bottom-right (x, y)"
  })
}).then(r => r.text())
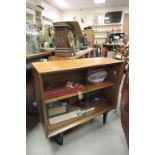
top-left (94, 0), bottom-right (105, 4)
top-left (54, 0), bottom-right (69, 7)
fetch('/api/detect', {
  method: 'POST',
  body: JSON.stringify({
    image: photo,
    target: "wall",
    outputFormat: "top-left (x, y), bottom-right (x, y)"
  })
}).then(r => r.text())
top-left (62, 6), bottom-right (129, 29)
top-left (41, 0), bottom-right (62, 22)
top-left (26, 2), bottom-right (129, 27)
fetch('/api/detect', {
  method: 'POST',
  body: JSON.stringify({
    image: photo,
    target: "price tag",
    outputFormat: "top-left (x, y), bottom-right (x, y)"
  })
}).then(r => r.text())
top-left (77, 91), bottom-right (83, 100)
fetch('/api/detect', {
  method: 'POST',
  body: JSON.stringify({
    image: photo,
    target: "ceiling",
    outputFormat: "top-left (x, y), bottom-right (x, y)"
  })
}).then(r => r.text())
top-left (47, 0), bottom-right (129, 11)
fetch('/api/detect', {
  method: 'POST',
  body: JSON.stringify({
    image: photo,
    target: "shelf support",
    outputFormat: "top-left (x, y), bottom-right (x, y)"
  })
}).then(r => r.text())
top-left (103, 112), bottom-right (108, 124)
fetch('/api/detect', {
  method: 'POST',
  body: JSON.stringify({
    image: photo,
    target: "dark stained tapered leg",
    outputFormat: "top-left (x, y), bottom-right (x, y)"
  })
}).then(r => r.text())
top-left (103, 112), bottom-right (108, 124)
top-left (56, 133), bottom-right (63, 145)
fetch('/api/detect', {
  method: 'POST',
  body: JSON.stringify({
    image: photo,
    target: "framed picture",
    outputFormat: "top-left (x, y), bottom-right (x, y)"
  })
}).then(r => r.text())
top-left (93, 13), bottom-right (104, 25)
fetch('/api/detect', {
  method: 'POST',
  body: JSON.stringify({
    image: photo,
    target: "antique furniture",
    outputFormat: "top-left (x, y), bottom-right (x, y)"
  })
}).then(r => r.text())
top-left (26, 2), bottom-right (42, 26)
top-left (32, 57), bottom-right (124, 145)
top-left (26, 48), bottom-right (55, 114)
top-left (48, 48), bottom-right (95, 61)
top-left (53, 21), bottom-right (84, 57)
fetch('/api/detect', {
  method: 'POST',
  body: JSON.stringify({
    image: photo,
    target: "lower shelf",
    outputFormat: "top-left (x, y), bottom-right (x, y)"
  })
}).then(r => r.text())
top-left (47, 101), bottom-right (115, 138)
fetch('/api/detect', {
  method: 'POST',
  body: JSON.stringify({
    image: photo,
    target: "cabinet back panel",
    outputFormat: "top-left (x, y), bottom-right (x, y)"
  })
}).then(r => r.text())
top-left (42, 69), bottom-right (86, 88)
top-left (42, 64), bottom-right (119, 89)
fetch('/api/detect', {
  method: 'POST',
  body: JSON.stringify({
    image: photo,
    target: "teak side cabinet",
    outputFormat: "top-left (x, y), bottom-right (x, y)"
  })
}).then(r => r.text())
top-left (32, 57), bottom-right (124, 145)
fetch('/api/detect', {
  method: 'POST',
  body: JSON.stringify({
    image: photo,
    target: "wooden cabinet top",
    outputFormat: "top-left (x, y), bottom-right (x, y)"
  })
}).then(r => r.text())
top-left (32, 57), bottom-right (123, 74)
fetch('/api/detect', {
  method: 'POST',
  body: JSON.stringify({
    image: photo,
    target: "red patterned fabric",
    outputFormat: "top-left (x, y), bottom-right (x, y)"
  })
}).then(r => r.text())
top-left (44, 83), bottom-right (84, 100)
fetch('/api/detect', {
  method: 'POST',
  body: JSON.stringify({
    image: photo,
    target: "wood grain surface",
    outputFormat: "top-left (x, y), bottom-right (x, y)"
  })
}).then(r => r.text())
top-left (32, 57), bottom-right (123, 74)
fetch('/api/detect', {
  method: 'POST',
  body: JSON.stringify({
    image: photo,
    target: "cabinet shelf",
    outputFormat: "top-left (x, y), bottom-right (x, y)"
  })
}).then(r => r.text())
top-left (94, 31), bottom-right (108, 33)
top-left (95, 37), bottom-right (107, 39)
top-left (47, 101), bottom-right (114, 137)
top-left (44, 81), bottom-right (114, 104)
top-left (92, 23), bottom-right (122, 27)
top-left (94, 31), bottom-right (122, 33)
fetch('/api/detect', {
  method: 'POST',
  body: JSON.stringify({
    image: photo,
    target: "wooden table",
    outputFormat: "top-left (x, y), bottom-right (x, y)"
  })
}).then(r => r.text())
top-left (26, 48), bottom-right (55, 69)
top-left (26, 48), bottom-right (55, 61)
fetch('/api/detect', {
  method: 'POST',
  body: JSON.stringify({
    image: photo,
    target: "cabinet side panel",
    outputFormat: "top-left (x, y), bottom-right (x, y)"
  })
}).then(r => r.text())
top-left (33, 69), bottom-right (48, 137)
top-left (103, 62), bottom-right (125, 106)
top-left (113, 62), bottom-right (125, 106)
